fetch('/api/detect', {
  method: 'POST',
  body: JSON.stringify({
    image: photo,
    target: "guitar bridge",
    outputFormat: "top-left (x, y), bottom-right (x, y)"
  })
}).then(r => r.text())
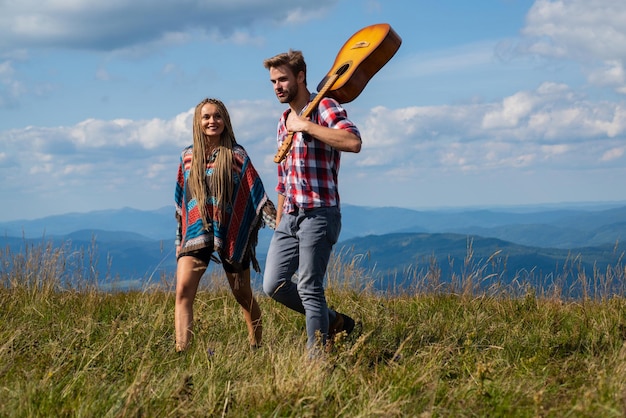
top-left (351, 41), bottom-right (370, 49)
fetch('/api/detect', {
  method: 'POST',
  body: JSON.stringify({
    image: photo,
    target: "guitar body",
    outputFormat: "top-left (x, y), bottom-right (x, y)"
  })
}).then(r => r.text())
top-left (316, 23), bottom-right (402, 103)
top-left (273, 23), bottom-right (401, 162)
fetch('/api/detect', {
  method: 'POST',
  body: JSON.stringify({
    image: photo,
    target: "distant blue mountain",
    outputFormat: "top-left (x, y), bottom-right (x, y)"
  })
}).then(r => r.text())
top-left (0, 206), bottom-right (175, 240)
top-left (336, 232), bottom-right (625, 297)
top-left (1, 203), bottom-right (625, 293)
top-left (340, 204), bottom-right (626, 248)
top-left (3, 203), bottom-right (625, 248)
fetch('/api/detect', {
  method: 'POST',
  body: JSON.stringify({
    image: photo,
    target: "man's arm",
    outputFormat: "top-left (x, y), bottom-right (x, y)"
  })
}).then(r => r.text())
top-left (276, 193), bottom-right (285, 226)
top-left (286, 114), bottom-right (361, 153)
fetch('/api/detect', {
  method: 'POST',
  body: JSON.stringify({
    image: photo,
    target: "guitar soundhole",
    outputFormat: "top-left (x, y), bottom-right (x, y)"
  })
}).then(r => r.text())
top-left (317, 62), bottom-right (351, 91)
top-left (336, 62), bottom-right (351, 76)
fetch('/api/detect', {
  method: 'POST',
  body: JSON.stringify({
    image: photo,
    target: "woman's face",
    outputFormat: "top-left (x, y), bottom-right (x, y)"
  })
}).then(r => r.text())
top-left (200, 103), bottom-right (225, 141)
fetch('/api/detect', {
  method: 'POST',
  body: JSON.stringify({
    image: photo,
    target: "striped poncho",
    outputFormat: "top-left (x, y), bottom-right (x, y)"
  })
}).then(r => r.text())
top-left (174, 144), bottom-right (273, 272)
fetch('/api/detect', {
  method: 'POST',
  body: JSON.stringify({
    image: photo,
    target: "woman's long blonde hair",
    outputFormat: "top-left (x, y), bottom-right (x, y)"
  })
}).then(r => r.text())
top-left (188, 98), bottom-right (236, 229)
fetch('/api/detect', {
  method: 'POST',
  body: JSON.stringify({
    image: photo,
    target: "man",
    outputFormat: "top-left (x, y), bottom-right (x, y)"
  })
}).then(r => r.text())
top-left (262, 49), bottom-right (361, 352)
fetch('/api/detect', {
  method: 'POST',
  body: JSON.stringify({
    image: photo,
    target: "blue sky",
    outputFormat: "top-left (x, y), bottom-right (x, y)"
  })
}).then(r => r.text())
top-left (1, 0), bottom-right (625, 221)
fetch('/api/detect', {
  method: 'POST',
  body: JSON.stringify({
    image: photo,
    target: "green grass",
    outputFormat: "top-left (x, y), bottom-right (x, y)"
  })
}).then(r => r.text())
top-left (2, 242), bottom-right (626, 417)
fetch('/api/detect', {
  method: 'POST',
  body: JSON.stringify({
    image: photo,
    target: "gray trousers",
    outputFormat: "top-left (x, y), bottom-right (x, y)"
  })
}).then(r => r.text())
top-left (263, 206), bottom-right (341, 349)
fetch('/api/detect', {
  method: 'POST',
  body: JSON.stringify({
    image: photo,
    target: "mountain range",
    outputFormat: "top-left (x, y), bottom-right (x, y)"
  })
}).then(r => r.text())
top-left (1, 203), bottom-right (625, 293)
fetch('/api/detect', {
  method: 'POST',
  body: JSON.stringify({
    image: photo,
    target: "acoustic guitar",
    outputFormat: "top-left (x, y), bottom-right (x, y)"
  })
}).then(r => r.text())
top-left (273, 23), bottom-right (402, 163)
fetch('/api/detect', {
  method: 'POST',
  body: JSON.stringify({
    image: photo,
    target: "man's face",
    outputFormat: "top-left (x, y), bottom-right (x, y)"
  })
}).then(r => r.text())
top-left (269, 65), bottom-right (299, 104)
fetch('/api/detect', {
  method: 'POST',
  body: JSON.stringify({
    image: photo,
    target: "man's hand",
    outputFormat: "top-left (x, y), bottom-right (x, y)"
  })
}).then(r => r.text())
top-left (286, 112), bottom-right (311, 134)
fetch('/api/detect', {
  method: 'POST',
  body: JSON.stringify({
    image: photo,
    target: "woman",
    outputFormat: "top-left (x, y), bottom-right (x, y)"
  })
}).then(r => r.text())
top-left (174, 98), bottom-right (275, 352)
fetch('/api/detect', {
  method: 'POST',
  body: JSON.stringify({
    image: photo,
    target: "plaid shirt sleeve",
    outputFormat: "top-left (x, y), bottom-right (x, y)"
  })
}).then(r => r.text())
top-left (316, 97), bottom-right (361, 137)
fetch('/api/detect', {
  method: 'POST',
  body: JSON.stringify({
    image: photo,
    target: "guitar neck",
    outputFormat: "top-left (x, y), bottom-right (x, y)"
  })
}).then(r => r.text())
top-left (302, 72), bottom-right (340, 117)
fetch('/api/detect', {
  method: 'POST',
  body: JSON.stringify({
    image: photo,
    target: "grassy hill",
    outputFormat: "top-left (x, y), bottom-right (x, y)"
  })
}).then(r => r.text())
top-left (2, 242), bottom-right (626, 416)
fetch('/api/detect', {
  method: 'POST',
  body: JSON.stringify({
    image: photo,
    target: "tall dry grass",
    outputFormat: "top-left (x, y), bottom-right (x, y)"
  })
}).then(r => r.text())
top-left (1, 240), bottom-right (626, 417)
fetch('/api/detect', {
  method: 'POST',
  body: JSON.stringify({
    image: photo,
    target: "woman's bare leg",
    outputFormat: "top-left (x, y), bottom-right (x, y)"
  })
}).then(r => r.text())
top-left (226, 269), bottom-right (262, 347)
top-left (175, 256), bottom-right (207, 351)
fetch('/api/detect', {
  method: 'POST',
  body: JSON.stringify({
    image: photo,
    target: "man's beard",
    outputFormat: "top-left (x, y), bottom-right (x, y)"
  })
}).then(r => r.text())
top-left (279, 85), bottom-right (298, 104)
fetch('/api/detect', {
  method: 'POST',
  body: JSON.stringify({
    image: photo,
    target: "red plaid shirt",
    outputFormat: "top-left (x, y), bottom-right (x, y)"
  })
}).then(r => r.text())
top-left (275, 95), bottom-right (361, 213)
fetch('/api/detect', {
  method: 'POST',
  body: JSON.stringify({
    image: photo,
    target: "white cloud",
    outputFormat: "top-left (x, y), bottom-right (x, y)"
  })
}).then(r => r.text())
top-left (587, 60), bottom-right (626, 88)
top-left (1, 86), bottom-right (625, 218)
top-left (0, 109), bottom-right (195, 179)
top-left (284, 6), bottom-right (331, 25)
top-left (0, 1), bottom-right (339, 110)
top-left (5, 83), bottom-right (623, 189)
top-left (482, 91), bottom-right (536, 129)
top-left (523, 1), bottom-right (626, 59)
top-left (0, 99), bottom-right (282, 214)
top-left (0, 0), bottom-right (338, 52)
top-left (0, 59), bottom-right (26, 107)
top-left (521, 0), bottom-right (626, 93)
top-left (355, 82), bottom-right (626, 174)
top-left (0, 60), bottom-right (15, 81)
top-left (601, 147), bottom-right (625, 161)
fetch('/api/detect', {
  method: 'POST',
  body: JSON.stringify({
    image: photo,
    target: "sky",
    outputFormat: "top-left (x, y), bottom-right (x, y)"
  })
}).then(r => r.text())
top-left (1, 0), bottom-right (625, 221)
